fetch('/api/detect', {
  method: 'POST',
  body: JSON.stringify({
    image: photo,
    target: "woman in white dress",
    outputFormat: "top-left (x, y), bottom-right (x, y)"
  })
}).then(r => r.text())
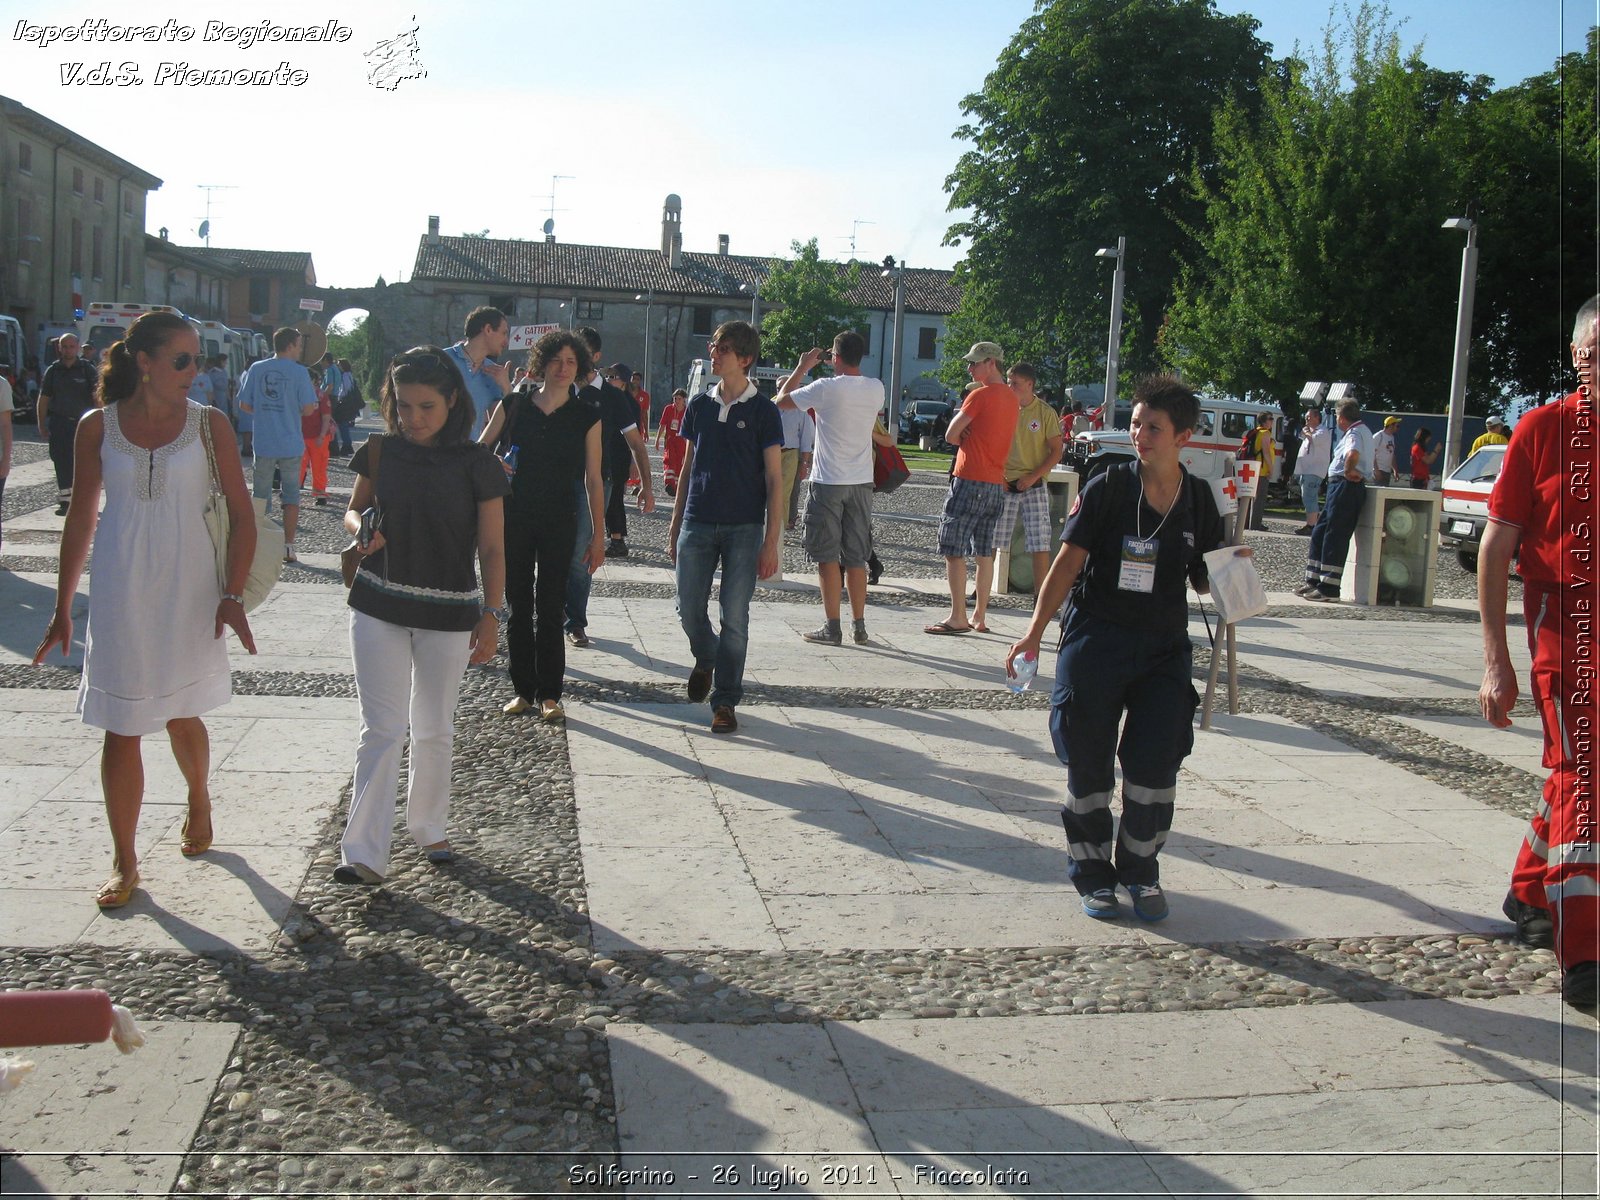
top-left (33, 312), bottom-right (258, 908)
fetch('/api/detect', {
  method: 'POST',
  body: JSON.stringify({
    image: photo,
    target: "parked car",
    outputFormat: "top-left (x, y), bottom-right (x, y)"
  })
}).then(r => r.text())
top-left (899, 399), bottom-right (953, 444)
top-left (1439, 443), bottom-right (1506, 572)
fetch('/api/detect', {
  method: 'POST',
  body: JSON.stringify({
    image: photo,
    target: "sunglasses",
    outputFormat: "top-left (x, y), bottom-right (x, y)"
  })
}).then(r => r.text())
top-left (391, 348), bottom-right (443, 371)
top-left (168, 352), bottom-right (199, 370)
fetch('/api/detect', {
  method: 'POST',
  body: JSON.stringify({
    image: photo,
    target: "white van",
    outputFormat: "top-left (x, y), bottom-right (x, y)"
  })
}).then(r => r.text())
top-left (1067, 396), bottom-right (1284, 484)
top-left (684, 359), bottom-right (789, 398)
top-left (79, 302), bottom-right (197, 358)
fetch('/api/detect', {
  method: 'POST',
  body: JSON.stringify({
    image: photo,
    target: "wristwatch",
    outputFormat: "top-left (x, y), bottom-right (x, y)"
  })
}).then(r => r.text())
top-left (481, 604), bottom-right (509, 623)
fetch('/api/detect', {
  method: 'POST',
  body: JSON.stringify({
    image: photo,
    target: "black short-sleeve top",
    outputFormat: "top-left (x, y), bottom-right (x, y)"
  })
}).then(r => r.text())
top-left (1061, 462), bottom-right (1226, 631)
top-left (503, 387), bottom-right (601, 521)
top-left (348, 435), bottom-right (510, 632)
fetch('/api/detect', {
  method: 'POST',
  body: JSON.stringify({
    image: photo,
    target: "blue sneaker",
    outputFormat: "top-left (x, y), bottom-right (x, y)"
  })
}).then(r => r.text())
top-left (1081, 888), bottom-right (1120, 919)
top-left (1127, 883), bottom-right (1169, 922)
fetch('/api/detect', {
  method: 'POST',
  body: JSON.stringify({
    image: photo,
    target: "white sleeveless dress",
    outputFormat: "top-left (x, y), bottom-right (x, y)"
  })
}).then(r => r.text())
top-left (78, 401), bottom-right (232, 735)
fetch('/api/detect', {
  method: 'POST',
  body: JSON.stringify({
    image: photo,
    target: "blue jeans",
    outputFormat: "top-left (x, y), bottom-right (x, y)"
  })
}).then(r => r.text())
top-left (334, 418), bottom-right (357, 452)
top-left (565, 481), bottom-right (592, 633)
top-left (674, 520), bottom-right (763, 711)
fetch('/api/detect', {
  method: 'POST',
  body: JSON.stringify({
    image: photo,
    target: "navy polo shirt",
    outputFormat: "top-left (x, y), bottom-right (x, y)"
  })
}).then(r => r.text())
top-left (680, 381), bottom-right (783, 525)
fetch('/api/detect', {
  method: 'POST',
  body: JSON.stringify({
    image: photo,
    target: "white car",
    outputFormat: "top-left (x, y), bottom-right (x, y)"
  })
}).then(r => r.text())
top-left (1439, 444), bottom-right (1506, 572)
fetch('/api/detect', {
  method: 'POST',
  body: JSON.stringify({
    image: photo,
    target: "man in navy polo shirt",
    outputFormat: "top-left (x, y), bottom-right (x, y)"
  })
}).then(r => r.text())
top-left (667, 320), bottom-right (783, 734)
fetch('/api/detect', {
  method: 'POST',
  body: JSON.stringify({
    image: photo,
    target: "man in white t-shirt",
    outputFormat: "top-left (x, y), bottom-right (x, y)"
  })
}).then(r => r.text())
top-left (775, 330), bottom-right (885, 646)
top-left (1290, 408), bottom-right (1332, 534)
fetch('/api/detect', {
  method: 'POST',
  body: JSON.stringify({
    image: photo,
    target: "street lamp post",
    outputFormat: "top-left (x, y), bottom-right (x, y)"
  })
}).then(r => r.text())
top-left (1441, 217), bottom-right (1479, 479)
top-left (1096, 236), bottom-right (1126, 419)
top-left (635, 290), bottom-right (654, 399)
top-left (739, 281), bottom-right (760, 329)
top-left (881, 256), bottom-right (906, 435)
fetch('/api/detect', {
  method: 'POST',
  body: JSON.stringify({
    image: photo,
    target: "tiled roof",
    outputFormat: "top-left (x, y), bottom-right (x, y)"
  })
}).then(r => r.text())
top-left (411, 236), bottom-right (960, 315)
top-left (145, 235), bottom-right (236, 274)
top-left (183, 246), bottom-right (316, 277)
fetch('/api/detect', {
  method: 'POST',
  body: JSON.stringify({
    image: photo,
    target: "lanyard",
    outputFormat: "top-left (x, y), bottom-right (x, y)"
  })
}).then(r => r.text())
top-left (1136, 466), bottom-right (1180, 542)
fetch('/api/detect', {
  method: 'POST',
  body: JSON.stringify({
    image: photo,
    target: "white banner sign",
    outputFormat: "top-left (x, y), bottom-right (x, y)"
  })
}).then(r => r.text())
top-left (1232, 459), bottom-right (1262, 499)
top-left (509, 323), bottom-right (561, 350)
top-left (1210, 475), bottom-right (1239, 516)
top-left (297, 298), bottom-right (324, 312)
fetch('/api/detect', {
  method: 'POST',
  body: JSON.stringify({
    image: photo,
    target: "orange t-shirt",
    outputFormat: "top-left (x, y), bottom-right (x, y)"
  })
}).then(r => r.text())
top-left (953, 383), bottom-right (1020, 484)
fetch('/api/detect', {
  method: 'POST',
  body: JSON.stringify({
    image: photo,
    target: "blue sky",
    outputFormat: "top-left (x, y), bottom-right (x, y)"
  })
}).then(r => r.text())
top-left (2, 1), bottom-right (1592, 290)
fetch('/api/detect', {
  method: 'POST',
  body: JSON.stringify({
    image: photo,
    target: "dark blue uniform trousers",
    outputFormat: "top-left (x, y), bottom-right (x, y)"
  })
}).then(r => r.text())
top-left (1303, 477), bottom-right (1366, 597)
top-left (1050, 608), bottom-right (1197, 893)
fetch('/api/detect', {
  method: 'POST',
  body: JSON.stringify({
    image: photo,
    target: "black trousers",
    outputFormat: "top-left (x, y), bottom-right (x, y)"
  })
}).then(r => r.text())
top-left (506, 513), bottom-right (577, 703)
top-left (48, 420), bottom-right (77, 495)
top-left (604, 468), bottom-right (628, 539)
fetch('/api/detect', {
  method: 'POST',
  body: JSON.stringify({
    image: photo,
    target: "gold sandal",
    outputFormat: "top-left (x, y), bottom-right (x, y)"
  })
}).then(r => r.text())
top-left (180, 814), bottom-right (213, 857)
top-left (96, 869), bottom-right (140, 909)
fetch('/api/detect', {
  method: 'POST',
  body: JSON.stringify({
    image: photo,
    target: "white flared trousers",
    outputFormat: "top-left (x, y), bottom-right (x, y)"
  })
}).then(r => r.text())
top-left (341, 609), bottom-right (472, 877)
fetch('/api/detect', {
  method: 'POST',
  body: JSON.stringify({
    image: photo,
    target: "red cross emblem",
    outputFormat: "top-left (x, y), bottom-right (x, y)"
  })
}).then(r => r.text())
top-left (1236, 461), bottom-right (1257, 486)
top-left (1221, 479), bottom-right (1238, 501)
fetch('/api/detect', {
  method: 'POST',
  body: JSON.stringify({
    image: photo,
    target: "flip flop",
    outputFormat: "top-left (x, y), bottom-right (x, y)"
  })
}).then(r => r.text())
top-left (973, 624), bottom-right (991, 634)
top-left (924, 621), bottom-right (972, 635)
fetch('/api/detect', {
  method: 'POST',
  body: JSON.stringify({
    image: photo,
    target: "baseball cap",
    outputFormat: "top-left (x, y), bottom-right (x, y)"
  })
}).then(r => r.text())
top-left (1486, 415), bottom-right (1506, 428)
top-left (962, 341), bottom-right (1004, 363)
top-left (1383, 416), bottom-right (1401, 428)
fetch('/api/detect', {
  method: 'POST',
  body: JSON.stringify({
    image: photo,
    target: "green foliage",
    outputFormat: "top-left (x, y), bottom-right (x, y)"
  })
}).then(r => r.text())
top-left (1458, 28), bottom-right (1599, 404)
top-left (327, 314), bottom-right (372, 396)
top-left (942, 0), bottom-right (1270, 398)
top-left (1164, 3), bottom-right (1479, 410)
top-left (756, 239), bottom-right (867, 371)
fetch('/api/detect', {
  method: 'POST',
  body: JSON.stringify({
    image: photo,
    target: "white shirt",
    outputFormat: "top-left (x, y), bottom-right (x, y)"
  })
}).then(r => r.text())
top-left (786, 373), bottom-right (885, 486)
top-left (1331, 422), bottom-right (1375, 482)
top-left (1293, 424), bottom-right (1331, 478)
top-left (1372, 428), bottom-right (1396, 473)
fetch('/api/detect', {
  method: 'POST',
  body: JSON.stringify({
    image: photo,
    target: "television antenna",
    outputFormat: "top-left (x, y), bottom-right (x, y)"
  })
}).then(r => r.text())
top-left (536, 174), bottom-right (574, 228)
top-left (845, 218), bottom-right (875, 257)
top-left (195, 184), bottom-right (236, 246)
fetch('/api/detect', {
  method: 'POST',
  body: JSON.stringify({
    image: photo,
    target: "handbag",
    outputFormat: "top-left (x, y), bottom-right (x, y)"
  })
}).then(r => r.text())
top-left (340, 436), bottom-right (382, 587)
top-left (199, 409), bottom-right (284, 612)
top-left (872, 441), bottom-right (910, 494)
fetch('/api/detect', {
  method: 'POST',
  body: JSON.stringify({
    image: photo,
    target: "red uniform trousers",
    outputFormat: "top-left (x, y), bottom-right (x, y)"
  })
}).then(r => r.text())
top-left (1510, 585), bottom-right (1600, 968)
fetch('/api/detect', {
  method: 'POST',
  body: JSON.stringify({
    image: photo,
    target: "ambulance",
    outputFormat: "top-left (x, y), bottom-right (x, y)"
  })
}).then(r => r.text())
top-left (683, 359), bottom-right (789, 398)
top-left (196, 320), bottom-right (251, 384)
top-left (1066, 395), bottom-right (1285, 485)
top-left (78, 302), bottom-right (199, 358)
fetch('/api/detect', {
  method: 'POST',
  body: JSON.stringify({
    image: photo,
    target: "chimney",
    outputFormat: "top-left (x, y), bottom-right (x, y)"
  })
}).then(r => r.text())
top-left (426, 215), bottom-right (440, 245)
top-left (717, 234), bottom-right (729, 256)
top-left (670, 230), bottom-right (683, 270)
top-left (159, 226), bottom-right (169, 240)
top-left (662, 193), bottom-right (682, 256)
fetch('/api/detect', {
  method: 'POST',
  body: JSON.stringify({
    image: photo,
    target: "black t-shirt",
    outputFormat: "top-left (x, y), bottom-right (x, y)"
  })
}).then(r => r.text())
top-left (505, 386), bottom-right (600, 521)
top-left (41, 360), bottom-right (99, 427)
top-left (1062, 462), bottom-right (1226, 631)
top-left (347, 436), bottom-right (510, 632)
top-left (596, 381), bottom-right (637, 475)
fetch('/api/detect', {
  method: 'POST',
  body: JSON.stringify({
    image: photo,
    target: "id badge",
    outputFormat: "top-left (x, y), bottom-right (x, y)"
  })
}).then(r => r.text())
top-left (1118, 535), bottom-right (1157, 593)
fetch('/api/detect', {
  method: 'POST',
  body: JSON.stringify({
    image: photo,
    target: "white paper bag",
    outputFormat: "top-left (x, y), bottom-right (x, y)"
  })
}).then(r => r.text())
top-left (1202, 547), bottom-right (1268, 625)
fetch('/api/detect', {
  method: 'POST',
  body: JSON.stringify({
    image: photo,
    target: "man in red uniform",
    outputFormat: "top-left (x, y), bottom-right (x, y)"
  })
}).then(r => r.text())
top-left (1479, 294), bottom-right (1599, 1010)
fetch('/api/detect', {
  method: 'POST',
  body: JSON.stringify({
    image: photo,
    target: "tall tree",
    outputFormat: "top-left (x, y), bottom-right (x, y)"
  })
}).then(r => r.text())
top-left (943, 0), bottom-right (1270, 396)
top-left (756, 239), bottom-right (866, 369)
top-left (1164, 4), bottom-right (1479, 410)
top-left (1458, 28), bottom-right (1599, 406)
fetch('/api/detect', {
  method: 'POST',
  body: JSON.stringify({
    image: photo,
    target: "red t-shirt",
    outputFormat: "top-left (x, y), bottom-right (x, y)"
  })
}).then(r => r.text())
top-left (1488, 390), bottom-right (1598, 590)
top-left (953, 383), bottom-right (1020, 484)
top-left (1410, 444), bottom-right (1428, 479)
top-left (303, 391), bottom-right (331, 440)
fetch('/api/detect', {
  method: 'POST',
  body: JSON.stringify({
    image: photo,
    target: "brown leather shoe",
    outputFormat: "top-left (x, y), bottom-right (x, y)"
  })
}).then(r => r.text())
top-left (687, 666), bottom-right (713, 703)
top-left (711, 705), bottom-right (737, 734)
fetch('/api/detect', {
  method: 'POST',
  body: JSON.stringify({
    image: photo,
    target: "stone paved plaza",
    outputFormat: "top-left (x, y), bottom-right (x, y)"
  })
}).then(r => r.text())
top-left (0, 428), bottom-right (1595, 1198)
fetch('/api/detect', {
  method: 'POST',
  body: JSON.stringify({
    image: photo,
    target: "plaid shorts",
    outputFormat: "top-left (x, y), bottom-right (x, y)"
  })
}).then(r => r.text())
top-left (937, 476), bottom-right (1006, 558)
top-left (997, 482), bottom-right (1054, 553)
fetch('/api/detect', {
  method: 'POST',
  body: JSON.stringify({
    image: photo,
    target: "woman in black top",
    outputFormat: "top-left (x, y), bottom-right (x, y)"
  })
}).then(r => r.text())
top-left (480, 330), bottom-right (606, 722)
top-left (1006, 375), bottom-right (1246, 924)
top-left (336, 347), bottom-right (508, 885)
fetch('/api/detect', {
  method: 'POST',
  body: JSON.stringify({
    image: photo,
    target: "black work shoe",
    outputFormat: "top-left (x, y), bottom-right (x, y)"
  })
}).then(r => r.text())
top-left (867, 554), bottom-right (883, 586)
top-left (605, 539), bottom-right (629, 558)
top-left (1502, 890), bottom-right (1555, 949)
top-left (1562, 961), bottom-right (1598, 1009)
top-left (55, 502), bottom-right (69, 516)
top-left (687, 666), bottom-right (713, 703)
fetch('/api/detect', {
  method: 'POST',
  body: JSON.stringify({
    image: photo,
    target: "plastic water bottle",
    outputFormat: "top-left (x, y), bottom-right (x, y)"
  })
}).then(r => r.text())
top-left (1006, 651), bottom-right (1038, 693)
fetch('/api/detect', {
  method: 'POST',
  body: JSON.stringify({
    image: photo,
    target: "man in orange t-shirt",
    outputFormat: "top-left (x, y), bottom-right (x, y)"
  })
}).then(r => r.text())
top-left (926, 341), bottom-right (1019, 634)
